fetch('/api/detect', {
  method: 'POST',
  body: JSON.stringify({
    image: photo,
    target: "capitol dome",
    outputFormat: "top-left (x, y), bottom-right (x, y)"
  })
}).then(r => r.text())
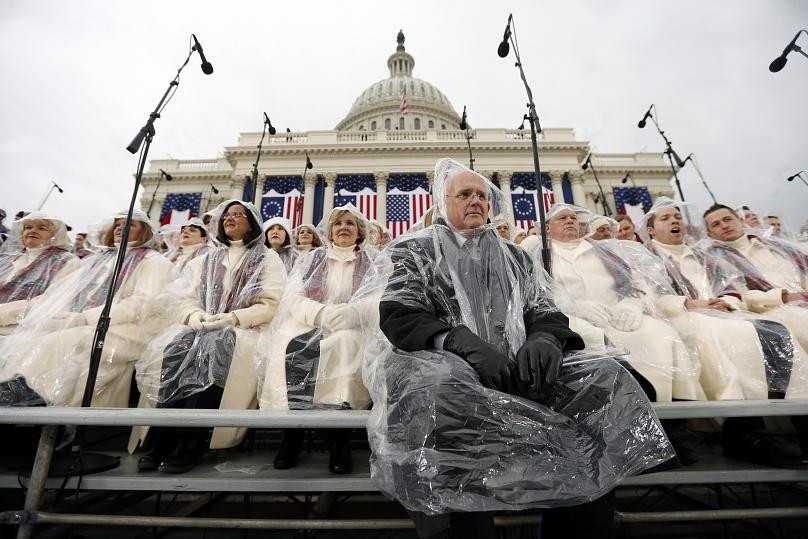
top-left (335, 31), bottom-right (462, 132)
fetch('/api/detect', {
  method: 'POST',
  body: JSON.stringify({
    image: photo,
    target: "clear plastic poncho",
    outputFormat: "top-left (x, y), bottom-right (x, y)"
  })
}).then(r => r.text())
top-left (360, 159), bottom-right (673, 520)
top-left (642, 198), bottom-right (808, 400)
top-left (0, 209), bottom-right (173, 407)
top-left (162, 218), bottom-right (213, 272)
top-left (256, 204), bottom-right (377, 411)
top-left (136, 200), bottom-right (287, 408)
top-left (0, 212), bottom-right (80, 333)
top-left (545, 203), bottom-right (704, 403)
top-left (263, 216), bottom-right (298, 273)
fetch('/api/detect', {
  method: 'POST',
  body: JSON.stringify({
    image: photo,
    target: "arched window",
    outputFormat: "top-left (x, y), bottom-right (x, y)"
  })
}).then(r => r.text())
top-left (371, 121), bottom-right (377, 130)
top-left (399, 117), bottom-right (405, 130)
top-left (441, 123), bottom-right (446, 130)
top-left (428, 120), bottom-right (434, 129)
top-left (414, 118), bottom-right (421, 130)
top-left (384, 118), bottom-right (391, 130)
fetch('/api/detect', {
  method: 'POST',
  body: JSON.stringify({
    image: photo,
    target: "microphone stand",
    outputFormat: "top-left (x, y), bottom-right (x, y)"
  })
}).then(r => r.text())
top-left (680, 154), bottom-right (717, 204)
top-left (250, 119), bottom-right (271, 205)
top-left (583, 155), bottom-right (613, 216)
top-left (296, 153), bottom-right (313, 223)
top-left (146, 171), bottom-right (171, 218)
top-left (59, 41), bottom-right (201, 477)
top-left (35, 181), bottom-right (62, 210)
top-left (203, 184), bottom-right (220, 213)
top-left (500, 16), bottom-right (551, 275)
top-left (788, 171), bottom-right (808, 188)
top-left (646, 113), bottom-right (687, 201)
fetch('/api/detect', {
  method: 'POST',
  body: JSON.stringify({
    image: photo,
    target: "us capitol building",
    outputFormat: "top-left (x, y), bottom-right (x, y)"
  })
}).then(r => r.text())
top-left (141, 31), bottom-right (675, 235)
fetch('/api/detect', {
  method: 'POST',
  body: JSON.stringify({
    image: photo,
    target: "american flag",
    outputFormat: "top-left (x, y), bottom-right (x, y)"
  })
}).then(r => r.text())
top-left (399, 86), bottom-right (408, 115)
top-left (335, 174), bottom-right (377, 221)
top-left (510, 172), bottom-right (555, 230)
top-left (160, 192), bottom-right (201, 226)
top-left (386, 173), bottom-right (431, 238)
top-left (262, 175), bottom-right (304, 227)
top-left (614, 187), bottom-right (652, 229)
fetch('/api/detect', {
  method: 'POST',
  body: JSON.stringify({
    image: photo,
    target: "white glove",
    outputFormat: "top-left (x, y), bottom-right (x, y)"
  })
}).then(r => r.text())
top-left (187, 311), bottom-right (208, 330)
top-left (45, 311), bottom-right (88, 330)
top-left (201, 312), bottom-right (238, 331)
top-left (574, 300), bottom-right (612, 328)
top-left (322, 304), bottom-right (362, 332)
top-left (611, 304), bottom-right (643, 332)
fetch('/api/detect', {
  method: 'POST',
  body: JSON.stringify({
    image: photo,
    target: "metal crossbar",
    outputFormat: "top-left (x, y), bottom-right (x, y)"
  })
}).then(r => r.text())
top-left (0, 398), bottom-right (806, 428)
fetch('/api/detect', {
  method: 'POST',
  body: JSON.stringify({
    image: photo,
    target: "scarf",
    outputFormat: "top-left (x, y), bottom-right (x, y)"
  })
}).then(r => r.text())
top-left (704, 240), bottom-right (775, 293)
top-left (0, 247), bottom-right (73, 303)
top-left (303, 246), bottom-right (370, 303)
top-left (584, 238), bottom-right (640, 299)
top-left (199, 244), bottom-right (266, 314)
top-left (70, 246), bottom-right (151, 311)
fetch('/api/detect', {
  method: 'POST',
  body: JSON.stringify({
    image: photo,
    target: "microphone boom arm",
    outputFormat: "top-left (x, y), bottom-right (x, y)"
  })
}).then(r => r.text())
top-left (646, 112), bottom-right (687, 201)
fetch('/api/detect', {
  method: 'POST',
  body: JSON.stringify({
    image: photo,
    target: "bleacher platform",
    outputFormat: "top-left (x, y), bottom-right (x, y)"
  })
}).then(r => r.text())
top-left (1, 401), bottom-right (808, 538)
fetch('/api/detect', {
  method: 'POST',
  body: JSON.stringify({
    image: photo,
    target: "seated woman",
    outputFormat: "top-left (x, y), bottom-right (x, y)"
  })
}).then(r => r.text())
top-left (0, 212), bottom-right (79, 336)
top-left (293, 223), bottom-right (323, 255)
top-left (165, 218), bottom-right (212, 272)
top-left (0, 209), bottom-right (172, 407)
top-left (258, 205), bottom-right (375, 474)
top-left (133, 200), bottom-right (286, 474)
top-left (263, 216), bottom-right (297, 273)
top-left (371, 220), bottom-right (392, 248)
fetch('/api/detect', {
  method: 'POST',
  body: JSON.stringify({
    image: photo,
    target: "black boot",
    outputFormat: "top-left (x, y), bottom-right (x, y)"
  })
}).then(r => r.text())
top-left (158, 437), bottom-right (207, 474)
top-left (661, 419), bottom-right (699, 465)
top-left (138, 427), bottom-right (179, 471)
top-left (327, 429), bottom-right (352, 475)
top-left (273, 429), bottom-right (305, 470)
top-left (723, 417), bottom-right (804, 468)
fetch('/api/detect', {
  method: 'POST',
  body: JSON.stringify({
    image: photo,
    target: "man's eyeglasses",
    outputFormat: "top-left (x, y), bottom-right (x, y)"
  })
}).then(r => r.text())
top-left (223, 212), bottom-right (248, 221)
top-left (446, 190), bottom-right (490, 202)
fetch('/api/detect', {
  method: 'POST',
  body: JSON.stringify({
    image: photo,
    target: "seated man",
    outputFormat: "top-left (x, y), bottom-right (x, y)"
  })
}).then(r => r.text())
top-left (703, 204), bottom-right (808, 352)
top-left (547, 204), bottom-right (703, 403)
top-left (645, 199), bottom-right (808, 464)
top-left (367, 159), bottom-right (673, 539)
top-left (616, 215), bottom-right (642, 242)
top-left (587, 215), bottom-right (616, 241)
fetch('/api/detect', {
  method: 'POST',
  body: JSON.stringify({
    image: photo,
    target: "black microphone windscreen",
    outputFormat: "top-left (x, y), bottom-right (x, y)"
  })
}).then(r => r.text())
top-left (268, 126), bottom-right (277, 135)
top-left (201, 62), bottom-right (213, 75)
top-left (769, 55), bottom-right (787, 73)
top-left (638, 119), bottom-right (647, 129)
top-left (497, 40), bottom-right (510, 58)
top-left (787, 175), bottom-right (796, 181)
top-left (211, 186), bottom-right (219, 194)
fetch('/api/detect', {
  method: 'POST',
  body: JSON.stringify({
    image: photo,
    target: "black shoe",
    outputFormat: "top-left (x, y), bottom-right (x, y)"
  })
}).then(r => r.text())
top-left (662, 420), bottom-right (700, 466)
top-left (137, 453), bottom-right (162, 471)
top-left (0, 376), bottom-right (46, 406)
top-left (328, 430), bottom-right (353, 475)
top-left (158, 438), bottom-right (206, 474)
top-left (273, 429), bottom-right (305, 470)
top-left (723, 432), bottom-right (805, 468)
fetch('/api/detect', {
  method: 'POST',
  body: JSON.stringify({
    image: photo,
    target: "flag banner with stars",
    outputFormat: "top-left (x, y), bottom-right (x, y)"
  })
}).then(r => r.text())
top-left (510, 172), bottom-right (556, 230)
top-left (386, 173), bottom-right (431, 238)
top-left (160, 192), bottom-right (202, 226)
top-left (614, 187), bottom-right (653, 229)
top-left (262, 175), bottom-right (304, 227)
top-left (335, 175), bottom-right (377, 221)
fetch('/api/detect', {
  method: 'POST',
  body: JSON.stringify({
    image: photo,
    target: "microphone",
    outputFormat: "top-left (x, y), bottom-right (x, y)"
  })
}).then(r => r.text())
top-left (769, 31), bottom-right (802, 73)
top-left (787, 171), bottom-right (806, 181)
top-left (621, 173), bottom-right (630, 184)
top-left (670, 148), bottom-right (688, 168)
top-left (210, 184), bottom-right (219, 194)
top-left (305, 152), bottom-right (314, 170)
top-left (53, 181), bottom-right (64, 193)
top-left (497, 14), bottom-right (513, 58)
top-left (678, 153), bottom-right (693, 168)
top-left (581, 154), bottom-right (592, 170)
top-left (191, 34), bottom-right (214, 75)
top-left (263, 112), bottom-right (277, 135)
top-left (637, 104), bottom-right (653, 128)
top-left (159, 168), bottom-right (174, 181)
top-left (459, 106), bottom-right (468, 130)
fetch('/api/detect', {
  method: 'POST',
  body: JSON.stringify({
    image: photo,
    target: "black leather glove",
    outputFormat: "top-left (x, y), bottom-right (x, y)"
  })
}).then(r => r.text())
top-left (443, 325), bottom-right (512, 391)
top-left (516, 332), bottom-right (563, 395)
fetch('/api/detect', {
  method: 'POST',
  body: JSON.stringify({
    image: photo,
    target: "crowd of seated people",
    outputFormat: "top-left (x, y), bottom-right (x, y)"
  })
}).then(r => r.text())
top-left (0, 163), bottom-right (806, 537)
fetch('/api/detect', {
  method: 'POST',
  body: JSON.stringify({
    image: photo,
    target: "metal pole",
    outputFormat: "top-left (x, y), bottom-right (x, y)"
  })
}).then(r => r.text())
top-left (15, 426), bottom-right (58, 539)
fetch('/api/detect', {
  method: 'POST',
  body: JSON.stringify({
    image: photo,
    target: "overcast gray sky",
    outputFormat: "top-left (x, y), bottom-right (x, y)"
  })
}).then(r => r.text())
top-left (1, 0), bottom-right (806, 235)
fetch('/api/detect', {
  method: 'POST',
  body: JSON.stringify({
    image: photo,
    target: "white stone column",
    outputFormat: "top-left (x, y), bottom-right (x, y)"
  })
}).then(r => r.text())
top-left (374, 171), bottom-right (389, 223)
top-left (570, 170), bottom-right (587, 207)
top-left (322, 172), bottom-right (337, 218)
top-left (302, 174), bottom-right (317, 225)
top-left (151, 196), bottom-right (165, 228)
top-left (231, 176), bottom-right (246, 200)
top-left (497, 170), bottom-right (514, 223)
top-left (549, 170), bottom-right (564, 205)
top-left (426, 171), bottom-right (434, 193)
